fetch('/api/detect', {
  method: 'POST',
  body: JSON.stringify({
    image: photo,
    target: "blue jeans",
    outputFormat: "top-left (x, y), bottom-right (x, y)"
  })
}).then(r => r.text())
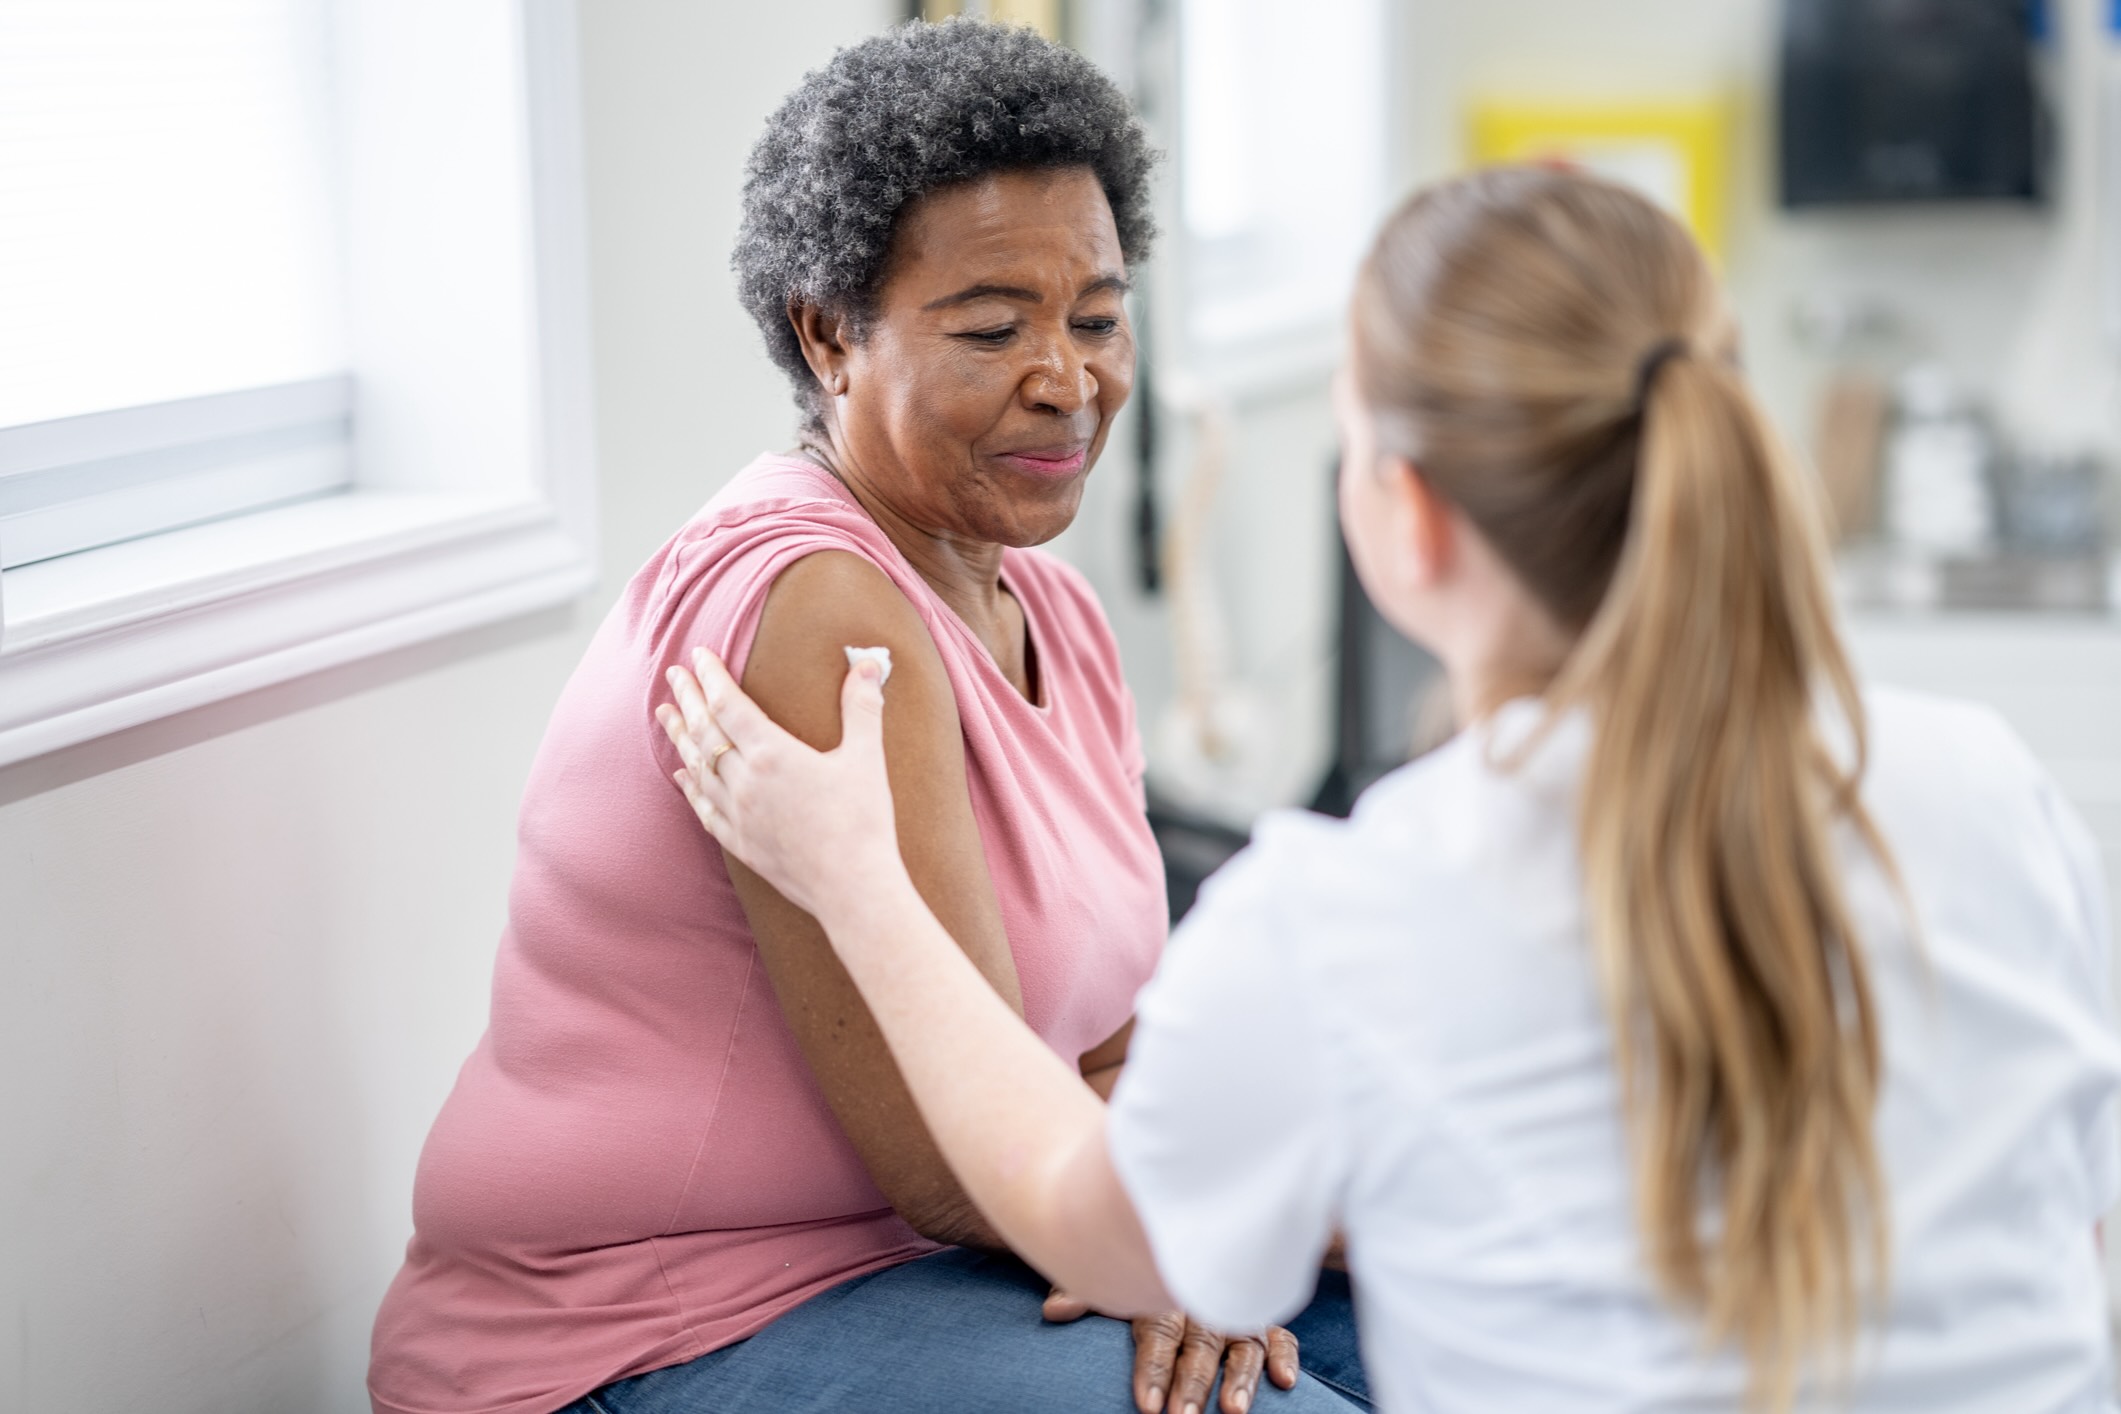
top-left (562, 1247), bottom-right (1370, 1413)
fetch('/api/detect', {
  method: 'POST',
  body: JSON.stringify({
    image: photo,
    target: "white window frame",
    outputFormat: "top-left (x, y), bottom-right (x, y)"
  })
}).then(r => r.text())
top-left (0, 0), bottom-right (597, 767)
top-left (0, 377), bottom-right (356, 571)
top-left (1166, 0), bottom-right (1391, 398)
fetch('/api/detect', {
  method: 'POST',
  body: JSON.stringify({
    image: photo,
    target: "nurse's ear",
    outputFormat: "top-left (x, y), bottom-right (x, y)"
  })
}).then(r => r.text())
top-left (1380, 453), bottom-right (1456, 590)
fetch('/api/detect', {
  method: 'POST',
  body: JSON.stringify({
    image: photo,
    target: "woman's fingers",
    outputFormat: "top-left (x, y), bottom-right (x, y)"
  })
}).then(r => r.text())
top-left (1264, 1326), bottom-right (1300, 1390)
top-left (1131, 1312), bottom-right (1185, 1414)
top-left (1168, 1324), bottom-right (1226, 1414)
top-left (1218, 1337), bottom-right (1266, 1414)
top-left (1040, 1287), bottom-right (1093, 1324)
top-left (1134, 1315), bottom-right (1263, 1414)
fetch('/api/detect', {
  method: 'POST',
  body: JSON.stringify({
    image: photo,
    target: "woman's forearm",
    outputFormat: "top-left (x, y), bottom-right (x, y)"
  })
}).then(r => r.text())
top-left (824, 872), bottom-right (1172, 1315)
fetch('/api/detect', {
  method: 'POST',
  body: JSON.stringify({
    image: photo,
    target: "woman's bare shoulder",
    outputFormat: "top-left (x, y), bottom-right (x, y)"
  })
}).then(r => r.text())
top-left (743, 549), bottom-right (959, 755)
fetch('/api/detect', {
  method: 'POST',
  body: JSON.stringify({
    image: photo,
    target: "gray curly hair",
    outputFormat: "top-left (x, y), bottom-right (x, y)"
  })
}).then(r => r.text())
top-left (733, 19), bottom-right (1158, 428)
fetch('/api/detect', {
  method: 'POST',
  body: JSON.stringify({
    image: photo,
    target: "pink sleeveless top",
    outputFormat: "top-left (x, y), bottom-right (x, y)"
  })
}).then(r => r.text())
top-left (369, 455), bottom-right (1168, 1414)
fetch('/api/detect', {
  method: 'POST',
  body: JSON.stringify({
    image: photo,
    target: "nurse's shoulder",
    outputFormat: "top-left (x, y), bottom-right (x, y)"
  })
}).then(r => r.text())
top-left (1861, 683), bottom-right (2060, 811)
top-left (1181, 715), bottom-right (1568, 976)
top-left (1858, 684), bottom-right (2111, 979)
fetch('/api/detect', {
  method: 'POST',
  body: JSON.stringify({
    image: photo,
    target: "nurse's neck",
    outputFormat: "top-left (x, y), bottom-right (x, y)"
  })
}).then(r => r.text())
top-left (1442, 613), bottom-right (1574, 728)
top-left (1404, 511), bottom-right (1577, 731)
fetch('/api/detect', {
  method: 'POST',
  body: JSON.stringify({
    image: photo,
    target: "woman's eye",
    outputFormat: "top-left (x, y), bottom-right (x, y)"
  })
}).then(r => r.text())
top-left (960, 328), bottom-right (1014, 346)
top-left (1075, 318), bottom-right (1120, 336)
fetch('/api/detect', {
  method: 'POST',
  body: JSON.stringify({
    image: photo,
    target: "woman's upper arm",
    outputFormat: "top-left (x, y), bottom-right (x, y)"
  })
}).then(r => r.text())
top-left (1080, 1017), bottom-right (1133, 1100)
top-left (723, 549), bottom-right (1022, 1241)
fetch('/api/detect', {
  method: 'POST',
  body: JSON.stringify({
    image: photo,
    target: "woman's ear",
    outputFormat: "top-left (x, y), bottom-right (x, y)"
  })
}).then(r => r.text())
top-left (788, 302), bottom-right (852, 398)
top-left (1383, 454), bottom-right (1455, 589)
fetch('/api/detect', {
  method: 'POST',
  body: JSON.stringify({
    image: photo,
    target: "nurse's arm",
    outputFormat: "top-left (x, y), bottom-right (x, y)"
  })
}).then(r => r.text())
top-left (828, 863), bottom-right (1176, 1316)
top-left (856, 873), bottom-right (1170, 1314)
top-left (665, 647), bottom-right (1176, 1317)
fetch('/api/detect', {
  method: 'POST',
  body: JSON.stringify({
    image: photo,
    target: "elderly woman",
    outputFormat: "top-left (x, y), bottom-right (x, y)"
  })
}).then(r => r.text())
top-left (367, 21), bottom-right (1366, 1414)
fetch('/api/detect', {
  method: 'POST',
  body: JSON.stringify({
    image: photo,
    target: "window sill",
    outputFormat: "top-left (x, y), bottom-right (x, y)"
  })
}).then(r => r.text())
top-left (0, 489), bottom-right (594, 766)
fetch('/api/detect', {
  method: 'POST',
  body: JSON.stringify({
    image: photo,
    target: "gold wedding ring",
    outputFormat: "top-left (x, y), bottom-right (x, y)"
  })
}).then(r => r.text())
top-left (709, 742), bottom-right (736, 775)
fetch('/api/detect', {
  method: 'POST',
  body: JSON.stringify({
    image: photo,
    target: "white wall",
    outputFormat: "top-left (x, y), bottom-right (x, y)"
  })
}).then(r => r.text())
top-left (1089, 0), bottom-right (2121, 833)
top-left (1054, 376), bottom-right (1346, 822)
top-left (1405, 0), bottom-right (2121, 465)
top-left (1381, 0), bottom-right (2121, 899)
top-left (0, 4), bottom-right (893, 1410)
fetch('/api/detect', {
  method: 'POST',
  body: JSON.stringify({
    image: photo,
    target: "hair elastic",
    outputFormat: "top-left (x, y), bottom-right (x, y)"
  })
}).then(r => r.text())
top-left (1634, 338), bottom-right (1690, 410)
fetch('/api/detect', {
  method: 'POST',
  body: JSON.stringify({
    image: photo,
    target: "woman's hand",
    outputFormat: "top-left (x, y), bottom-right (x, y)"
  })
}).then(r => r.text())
top-left (658, 647), bottom-right (904, 932)
top-left (1043, 1289), bottom-right (1299, 1414)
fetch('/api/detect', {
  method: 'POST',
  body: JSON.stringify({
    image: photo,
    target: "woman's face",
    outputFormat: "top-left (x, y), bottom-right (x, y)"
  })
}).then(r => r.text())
top-left (810, 166), bottom-right (1134, 548)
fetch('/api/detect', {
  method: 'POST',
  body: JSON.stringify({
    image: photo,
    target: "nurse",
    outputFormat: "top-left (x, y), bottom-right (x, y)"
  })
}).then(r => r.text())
top-left (658, 167), bottom-right (2121, 1411)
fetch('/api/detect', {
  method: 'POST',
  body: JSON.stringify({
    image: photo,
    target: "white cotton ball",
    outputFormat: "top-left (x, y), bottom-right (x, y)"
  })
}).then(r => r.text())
top-left (843, 645), bottom-right (893, 686)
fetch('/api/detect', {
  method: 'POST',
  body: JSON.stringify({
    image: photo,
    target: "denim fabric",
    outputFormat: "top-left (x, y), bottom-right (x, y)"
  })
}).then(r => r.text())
top-left (559, 1248), bottom-right (1369, 1414)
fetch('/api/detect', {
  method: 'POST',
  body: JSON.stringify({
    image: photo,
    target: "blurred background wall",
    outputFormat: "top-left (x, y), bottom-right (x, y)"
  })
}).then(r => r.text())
top-left (1075, 0), bottom-right (2120, 838)
top-left (1, 2), bottom-right (2116, 1410)
top-left (1414, 0), bottom-right (2115, 451)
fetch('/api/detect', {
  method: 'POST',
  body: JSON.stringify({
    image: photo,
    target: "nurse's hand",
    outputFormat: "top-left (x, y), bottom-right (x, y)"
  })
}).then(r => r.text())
top-left (658, 648), bottom-right (904, 931)
top-left (1043, 1289), bottom-right (1300, 1414)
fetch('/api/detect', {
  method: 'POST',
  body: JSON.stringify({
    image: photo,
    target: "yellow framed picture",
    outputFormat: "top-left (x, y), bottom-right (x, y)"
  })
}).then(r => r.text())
top-left (1468, 99), bottom-right (1732, 263)
top-left (916, 0), bottom-right (1064, 40)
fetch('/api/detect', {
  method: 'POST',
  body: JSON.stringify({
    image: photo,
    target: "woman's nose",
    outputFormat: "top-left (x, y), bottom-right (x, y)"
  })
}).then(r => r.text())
top-left (1021, 340), bottom-right (1094, 415)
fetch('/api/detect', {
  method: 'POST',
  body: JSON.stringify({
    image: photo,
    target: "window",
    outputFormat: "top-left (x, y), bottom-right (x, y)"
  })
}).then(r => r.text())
top-left (0, 0), bottom-right (352, 565)
top-left (1176, 0), bottom-right (1388, 380)
top-left (0, 0), bottom-right (597, 766)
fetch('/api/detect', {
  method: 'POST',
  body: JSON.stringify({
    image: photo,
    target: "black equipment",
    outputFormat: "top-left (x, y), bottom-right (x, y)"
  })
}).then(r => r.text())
top-left (1780, 0), bottom-right (2051, 207)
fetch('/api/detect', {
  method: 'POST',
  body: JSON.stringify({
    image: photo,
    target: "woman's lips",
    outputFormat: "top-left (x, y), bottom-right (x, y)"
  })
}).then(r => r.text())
top-left (993, 445), bottom-right (1089, 478)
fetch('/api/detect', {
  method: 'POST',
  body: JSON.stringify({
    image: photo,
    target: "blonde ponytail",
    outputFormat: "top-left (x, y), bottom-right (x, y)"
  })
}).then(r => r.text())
top-left (1353, 167), bottom-right (1893, 1408)
top-left (1563, 350), bottom-right (1886, 1406)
